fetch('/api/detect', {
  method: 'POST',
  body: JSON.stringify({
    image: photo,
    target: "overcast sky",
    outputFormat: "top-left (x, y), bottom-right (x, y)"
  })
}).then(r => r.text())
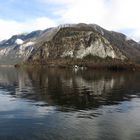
top-left (0, 0), bottom-right (140, 41)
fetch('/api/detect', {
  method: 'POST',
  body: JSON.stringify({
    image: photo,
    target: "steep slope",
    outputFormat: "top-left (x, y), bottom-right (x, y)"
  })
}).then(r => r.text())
top-left (88, 24), bottom-right (140, 63)
top-left (29, 26), bottom-right (126, 61)
top-left (0, 23), bottom-right (140, 67)
top-left (0, 30), bottom-right (45, 64)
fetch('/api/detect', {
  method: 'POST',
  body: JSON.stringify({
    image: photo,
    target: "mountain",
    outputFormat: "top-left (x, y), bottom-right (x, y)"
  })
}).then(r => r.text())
top-left (0, 23), bottom-right (140, 69)
top-left (0, 30), bottom-right (46, 64)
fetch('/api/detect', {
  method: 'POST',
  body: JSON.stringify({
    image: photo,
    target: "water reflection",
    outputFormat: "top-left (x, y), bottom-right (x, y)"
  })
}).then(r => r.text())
top-left (0, 67), bottom-right (140, 140)
top-left (0, 67), bottom-right (140, 110)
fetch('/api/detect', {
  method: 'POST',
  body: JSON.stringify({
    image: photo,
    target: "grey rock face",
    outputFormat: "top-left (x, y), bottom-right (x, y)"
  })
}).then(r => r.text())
top-left (0, 23), bottom-right (140, 65)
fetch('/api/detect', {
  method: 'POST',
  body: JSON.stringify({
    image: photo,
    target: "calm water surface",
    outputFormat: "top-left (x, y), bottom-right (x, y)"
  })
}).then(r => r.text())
top-left (0, 67), bottom-right (140, 140)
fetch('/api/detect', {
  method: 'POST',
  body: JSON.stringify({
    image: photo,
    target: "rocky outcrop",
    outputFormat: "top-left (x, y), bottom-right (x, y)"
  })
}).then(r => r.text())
top-left (0, 23), bottom-right (140, 67)
top-left (29, 26), bottom-right (127, 62)
top-left (0, 30), bottom-right (45, 64)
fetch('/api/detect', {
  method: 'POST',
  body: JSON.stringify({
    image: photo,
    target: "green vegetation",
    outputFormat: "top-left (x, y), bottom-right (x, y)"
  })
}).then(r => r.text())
top-left (83, 54), bottom-right (102, 61)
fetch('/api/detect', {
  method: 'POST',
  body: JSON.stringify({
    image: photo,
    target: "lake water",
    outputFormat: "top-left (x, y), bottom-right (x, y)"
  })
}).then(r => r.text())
top-left (0, 67), bottom-right (140, 140)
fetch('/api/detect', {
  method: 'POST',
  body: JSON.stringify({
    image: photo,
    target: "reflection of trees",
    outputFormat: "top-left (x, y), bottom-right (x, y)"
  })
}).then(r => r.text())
top-left (25, 68), bottom-right (140, 109)
top-left (0, 67), bottom-right (140, 110)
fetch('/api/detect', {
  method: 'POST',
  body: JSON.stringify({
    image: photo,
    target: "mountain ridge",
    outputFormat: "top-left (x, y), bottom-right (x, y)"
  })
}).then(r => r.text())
top-left (0, 23), bottom-right (140, 69)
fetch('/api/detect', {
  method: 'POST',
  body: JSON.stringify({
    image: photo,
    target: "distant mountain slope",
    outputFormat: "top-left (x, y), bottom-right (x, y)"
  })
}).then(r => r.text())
top-left (0, 23), bottom-right (140, 66)
top-left (0, 30), bottom-right (47, 64)
top-left (89, 24), bottom-right (140, 63)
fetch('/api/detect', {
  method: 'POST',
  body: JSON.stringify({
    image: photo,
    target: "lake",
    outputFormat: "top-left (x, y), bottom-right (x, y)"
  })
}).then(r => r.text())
top-left (0, 67), bottom-right (140, 140)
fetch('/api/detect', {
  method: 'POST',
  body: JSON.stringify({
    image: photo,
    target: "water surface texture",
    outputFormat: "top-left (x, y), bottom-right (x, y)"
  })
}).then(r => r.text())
top-left (0, 67), bottom-right (140, 140)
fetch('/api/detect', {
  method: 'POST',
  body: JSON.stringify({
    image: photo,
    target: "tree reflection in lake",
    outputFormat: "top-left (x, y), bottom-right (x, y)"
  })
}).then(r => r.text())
top-left (0, 67), bottom-right (140, 140)
top-left (0, 67), bottom-right (140, 110)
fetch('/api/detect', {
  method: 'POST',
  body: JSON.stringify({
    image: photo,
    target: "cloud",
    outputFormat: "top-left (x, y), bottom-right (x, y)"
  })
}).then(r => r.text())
top-left (40, 0), bottom-right (75, 5)
top-left (1, 0), bottom-right (140, 41)
top-left (59, 0), bottom-right (107, 23)
top-left (0, 19), bottom-right (24, 41)
top-left (33, 17), bottom-right (56, 30)
top-left (0, 17), bottom-right (56, 40)
top-left (46, 0), bottom-right (140, 41)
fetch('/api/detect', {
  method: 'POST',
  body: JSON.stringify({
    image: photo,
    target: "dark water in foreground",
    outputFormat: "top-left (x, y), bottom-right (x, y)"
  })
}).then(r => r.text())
top-left (0, 67), bottom-right (140, 140)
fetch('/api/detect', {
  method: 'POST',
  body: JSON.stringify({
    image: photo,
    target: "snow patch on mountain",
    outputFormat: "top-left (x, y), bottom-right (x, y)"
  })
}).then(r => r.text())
top-left (19, 41), bottom-right (35, 56)
top-left (23, 41), bottom-right (34, 47)
top-left (15, 39), bottom-right (24, 45)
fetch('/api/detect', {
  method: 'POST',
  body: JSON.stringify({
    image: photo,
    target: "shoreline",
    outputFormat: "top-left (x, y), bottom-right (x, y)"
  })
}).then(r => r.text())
top-left (0, 59), bottom-right (140, 71)
top-left (23, 59), bottom-right (140, 71)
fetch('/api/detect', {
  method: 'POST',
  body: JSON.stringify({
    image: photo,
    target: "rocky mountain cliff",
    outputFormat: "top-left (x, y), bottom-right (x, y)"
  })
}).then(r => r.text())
top-left (0, 23), bottom-right (140, 68)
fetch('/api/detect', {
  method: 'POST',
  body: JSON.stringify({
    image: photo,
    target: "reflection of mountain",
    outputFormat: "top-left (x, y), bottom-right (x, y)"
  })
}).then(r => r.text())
top-left (0, 68), bottom-right (32, 96)
top-left (0, 67), bottom-right (140, 109)
top-left (62, 75), bottom-right (124, 96)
